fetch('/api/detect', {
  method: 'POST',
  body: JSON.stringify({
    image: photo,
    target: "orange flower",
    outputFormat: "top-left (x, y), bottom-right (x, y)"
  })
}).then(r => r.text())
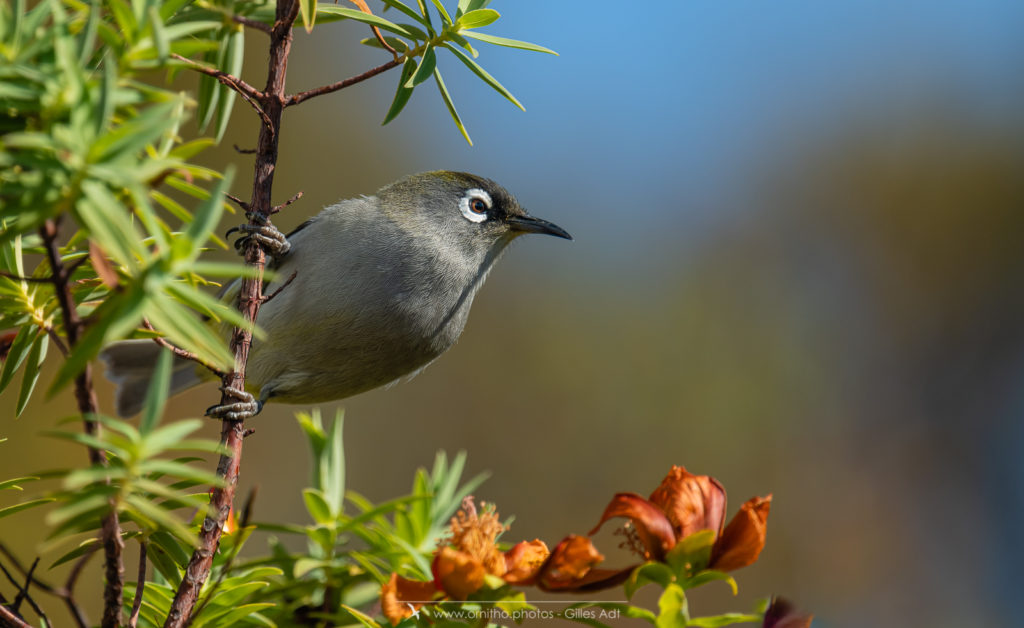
top-left (502, 539), bottom-right (550, 585)
top-left (380, 573), bottom-right (438, 625)
top-left (590, 465), bottom-right (771, 572)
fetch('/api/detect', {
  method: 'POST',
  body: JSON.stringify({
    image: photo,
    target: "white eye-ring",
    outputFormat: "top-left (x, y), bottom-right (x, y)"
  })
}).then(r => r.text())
top-left (459, 188), bottom-right (491, 223)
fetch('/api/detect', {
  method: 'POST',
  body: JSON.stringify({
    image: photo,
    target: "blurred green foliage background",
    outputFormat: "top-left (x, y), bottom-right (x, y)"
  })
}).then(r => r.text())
top-left (3, 1), bottom-right (1024, 626)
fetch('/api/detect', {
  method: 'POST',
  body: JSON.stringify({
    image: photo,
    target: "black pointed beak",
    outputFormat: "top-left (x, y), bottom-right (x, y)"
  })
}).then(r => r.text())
top-left (506, 214), bottom-right (573, 240)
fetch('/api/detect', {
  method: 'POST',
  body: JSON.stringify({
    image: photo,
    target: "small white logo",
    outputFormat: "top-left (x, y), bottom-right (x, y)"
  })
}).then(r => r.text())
top-left (406, 603), bottom-right (420, 620)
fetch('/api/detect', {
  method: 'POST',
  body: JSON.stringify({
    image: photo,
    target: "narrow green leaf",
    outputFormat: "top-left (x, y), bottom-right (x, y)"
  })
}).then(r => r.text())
top-left (461, 30), bottom-right (557, 55)
top-left (314, 6), bottom-right (415, 37)
top-left (139, 348), bottom-right (172, 434)
top-left (214, 30), bottom-right (244, 143)
top-left (433, 68), bottom-right (471, 145)
top-left (405, 45), bottom-right (436, 88)
top-left (443, 43), bottom-right (523, 110)
top-left (0, 477), bottom-right (38, 491)
top-left (454, 7), bottom-right (498, 30)
top-left (50, 538), bottom-right (100, 568)
top-left (340, 604), bottom-right (382, 628)
top-left (685, 613), bottom-right (762, 627)
top-left (148, 5), bottom-right (169, 62)
top-left (183, 165), bottom-right (233, 252)
top-left (196, 51), bottom-right (220, 132)
top-left (0, 326), bottom-right (37, 395)
top-left (302, 488), bottom-right (333, 524)
top-left (96, 58), bottom-right (116, 136)
top-left (429, 0), bottom-right (452, 25)
top-left (124, 494), bottom-right (198, 545)
top-left (656, 583), bottom-right (689, 628)
top-left (378, 0), bottom-right (429, 27)
top-left (300, 0), bottom-right (316, 32)
top-left (15, 332), bottom-right (47, 416)
top-left (382, 56), bottom-right (417, 125)
top-left (0, 497), bottom-right (56, 520)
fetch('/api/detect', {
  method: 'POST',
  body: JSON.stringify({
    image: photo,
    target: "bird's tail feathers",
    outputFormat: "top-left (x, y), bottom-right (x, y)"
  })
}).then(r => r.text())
top-left (100, 340), bottom-right (203, 417)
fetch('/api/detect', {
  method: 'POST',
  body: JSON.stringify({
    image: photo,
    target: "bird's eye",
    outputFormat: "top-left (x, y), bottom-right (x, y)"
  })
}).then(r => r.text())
top-left (459, 188), bottom-right (492, 224)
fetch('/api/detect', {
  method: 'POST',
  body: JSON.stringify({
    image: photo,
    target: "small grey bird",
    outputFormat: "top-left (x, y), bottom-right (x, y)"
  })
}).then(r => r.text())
top-left (101, 171), bottom-right (571, 417)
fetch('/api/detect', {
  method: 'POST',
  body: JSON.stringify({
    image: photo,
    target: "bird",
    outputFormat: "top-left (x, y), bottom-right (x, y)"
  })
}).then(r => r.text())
top-left (101, 171), bottom-right (571, 418)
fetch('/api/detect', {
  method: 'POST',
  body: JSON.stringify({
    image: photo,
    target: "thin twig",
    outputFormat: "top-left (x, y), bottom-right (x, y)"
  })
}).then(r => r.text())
top-left (232, 14), bottom-right (271, 33)
top-left (170, 53), bottom-right (271, 130)
top-left (0, 542), bottom-right (91, 628)
top-left (285, 56), bottom-right (403, 107)
top-left (164, 1), bottom-right (301, 625)
top-left (185, 488), bottom-right (257, 626)
top-left (225, 193), bottom-right (251, 211)
top-left (9, 558), bottom-right (37, 613)
top-left (40, 220), bottom-right (124, 628)
top-left (270, 190), bottom-right (302, 215)
top-left (0, 604), bottom-right (30, 628)
top-left (0, 269), bottom-right (52, 283)
top-left (262, 270), bottom-right (297, 305)
top-left (233, 144), bottom-right (257, 154)
top-left (142, 319), bottom-right (225, 377)
top-left (128, 542), bottom-right (147, 628)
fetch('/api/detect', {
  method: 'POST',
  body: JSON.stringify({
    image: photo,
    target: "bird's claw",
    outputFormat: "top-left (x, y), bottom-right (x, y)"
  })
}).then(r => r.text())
top-left (228, 222), bottom-right (291, 260)
top-left (205, 386), bottom-right (263, 421)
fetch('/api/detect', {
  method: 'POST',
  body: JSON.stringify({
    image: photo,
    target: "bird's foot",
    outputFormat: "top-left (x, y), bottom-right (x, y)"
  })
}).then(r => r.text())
top-left (205, 385), bottom-right (263, 421)
top-left (228, 219), bottom-right (291, 260)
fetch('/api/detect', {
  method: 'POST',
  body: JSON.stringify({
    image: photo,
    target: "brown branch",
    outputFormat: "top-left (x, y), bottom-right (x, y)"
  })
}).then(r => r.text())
top-left (141, 319), bottom-right (225, 377)
top-left (262, 270), bottom-right (297, 304)
top-left (232, 144), bottom-right (257, 155)
top-left (164, 2), bottom-right (301, 626)
top-left (128, 542), bottom-right (146, 628)
top-left (270, 190), bottom-right (302, 215)
top-left (285, 57), bottom-right (403, 107)
top-left (0, 558), bottom-right (48, 628)
top-left (232, 14), bottom-right (271, 34)
top-left (0, 604), bottom-right (30, 628)
top-left (225, 192), bottom-right (250, 212)
top-left (40, 220), bottom-right (125, 628)
top-left (170, 53), bottom-right (271, 130)
top-left (0, 543), bottom-right (90, 628)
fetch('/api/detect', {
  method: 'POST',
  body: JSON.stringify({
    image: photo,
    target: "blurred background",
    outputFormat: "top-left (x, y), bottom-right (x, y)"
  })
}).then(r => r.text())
top-left (4, 1), bottom-right (1024, 626)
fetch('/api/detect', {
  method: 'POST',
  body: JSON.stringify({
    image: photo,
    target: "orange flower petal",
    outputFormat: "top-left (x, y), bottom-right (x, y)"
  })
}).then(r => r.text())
top-left (588, 493), bottom-right (676, 560)
top-left (762, 596), bottom-right (813, 628)
top-left (380, 573), bottom-right (437, 625)
top-left (648, 465), bottom-right (728, 540)
top-left (710, 494), bottom-right (772, 572)
top-left (432, 547), bottom-right (486, 600)
top-left (503, 539), bottom-right (550, 585)
top-left (537, 535), bottom-right (604, 590)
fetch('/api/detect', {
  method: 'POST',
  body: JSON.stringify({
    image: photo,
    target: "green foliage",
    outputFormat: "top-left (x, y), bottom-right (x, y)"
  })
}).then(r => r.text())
top-left (317, 0), bottom-right (556, 144)
top-left (0, 0), bottom-right (257, 412)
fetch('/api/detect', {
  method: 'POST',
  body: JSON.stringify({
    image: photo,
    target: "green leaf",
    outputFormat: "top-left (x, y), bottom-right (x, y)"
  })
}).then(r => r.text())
top-left (183, 165), bottom-right (234, 255)
top-left (302, 488), bottom-right (334, 525)
top-left (214, 29), bottom-right (244, 143)
top-left (433, 68), bottom-right (471, 145)
top-left (455, 8), bottom-right (498, 30)
top-left (685, 613), bottom-right (762, 627)
top-left (405, 45), bottom-right (437, 88)
top-left (378, 0), bottom-right (429, 27)
top-left (314, 6), bottom-right (415, 38)
top-left (320, 409), bottom-right (345, 513)
top-left (429, 0), bottom-right (452, 25)
top-left (382, 56), bottom-right (417, 124)
top-left (0, 326), bottom-right (36, 395)
top-left (147, 5), bottom-right (169, 62)
top-left (0, 497), bottom-right (55, 520)
top-left (50, 538), bottom-right (100, 568)
top-left (656, 583), bottom-right (689, 628)
top-left (0, 477), bottom-right (38, 491)
top-left (339, 604), bottom-right (382, 628)
top-left (624, 562), bottom-right (675, 599)
top-left (461, 30), bottom-right (557, 55)
top-left (91, 98), bottom-right (181, 163)
top-left (300, 0), bottom-right (317, 32)
top-left (680, 569), bottom-right (738, 595)
top-left (443, 43), bottom-right (523, 110)
top-left (123, 494), bottom-right (198, 545)
top-left (139, 348), bottom-right (172, 434)
top-left (666, 529), bottom-right (715, 576)
top-left (15, 332), bottom-right (47, 416)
